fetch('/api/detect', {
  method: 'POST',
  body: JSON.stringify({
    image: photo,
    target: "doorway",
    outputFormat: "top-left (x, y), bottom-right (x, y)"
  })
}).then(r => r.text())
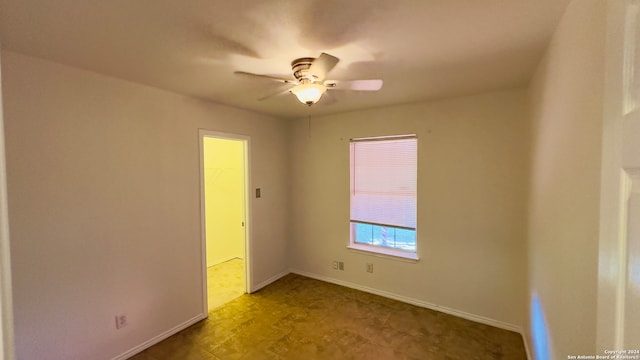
top-left (199, 130), bottom-right (250, 313)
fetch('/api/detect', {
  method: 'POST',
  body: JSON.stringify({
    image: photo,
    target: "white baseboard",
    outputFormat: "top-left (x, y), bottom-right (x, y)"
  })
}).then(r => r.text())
top-left (250, 270), bottom-right (289, 293)
top-left (111, 313), bottom-right (207, 360)
top-left (207, 256), bottom-right (241, 268)
top-left (290, 269), bottom-right (524, 334)
top-left (523, 331), bottom-right (532, 360)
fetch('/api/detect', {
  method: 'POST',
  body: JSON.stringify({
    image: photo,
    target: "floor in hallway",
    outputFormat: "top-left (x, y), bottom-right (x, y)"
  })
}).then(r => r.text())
top-left (131, 273), bottom-right (527, 360)
top-left (207, 258), bottom-right (245, 311)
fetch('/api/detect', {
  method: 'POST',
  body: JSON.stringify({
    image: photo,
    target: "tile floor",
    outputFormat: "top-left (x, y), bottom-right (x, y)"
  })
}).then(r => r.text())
top-left (207, 258), bottom-right (245, 310)
top-left (130, 273), bottom-right (527, 359)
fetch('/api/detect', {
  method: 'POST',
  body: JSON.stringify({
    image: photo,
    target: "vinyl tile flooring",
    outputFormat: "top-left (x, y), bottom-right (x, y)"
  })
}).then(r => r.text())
top-left (207, 258), bottom-right (245, 311)
top-left (130, 273), bottom-right (527, 360)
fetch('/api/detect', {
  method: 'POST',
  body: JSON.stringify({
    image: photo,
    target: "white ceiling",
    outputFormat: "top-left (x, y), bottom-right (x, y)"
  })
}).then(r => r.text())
top-left (0, 0), bottom-right (571, 119)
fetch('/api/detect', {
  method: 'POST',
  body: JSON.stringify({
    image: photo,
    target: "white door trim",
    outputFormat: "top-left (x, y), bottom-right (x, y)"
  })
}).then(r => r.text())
top-left (0, 49), bottom-right (16, 360)
top-left (198, 129), bottom-right (252, 315)
top-left (597, 0), bottom-right (638, 351)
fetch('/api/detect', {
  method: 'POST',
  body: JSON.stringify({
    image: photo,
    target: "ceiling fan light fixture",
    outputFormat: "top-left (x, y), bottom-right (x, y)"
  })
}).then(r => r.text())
top-left (290, 83), bottom-right (326, 106)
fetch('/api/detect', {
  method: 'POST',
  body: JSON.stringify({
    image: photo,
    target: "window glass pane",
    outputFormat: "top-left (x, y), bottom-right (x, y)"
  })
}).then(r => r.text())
top-left (395, 228), bottom-right (416, 251)
top-left (354, 222), bottom-right (373, 245)
top-left (352, 222), bottom-right (416, 252)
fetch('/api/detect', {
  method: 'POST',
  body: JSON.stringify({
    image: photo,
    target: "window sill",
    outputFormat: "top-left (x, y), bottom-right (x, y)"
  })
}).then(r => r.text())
top-left (347, 244), bottom-right (419, 263)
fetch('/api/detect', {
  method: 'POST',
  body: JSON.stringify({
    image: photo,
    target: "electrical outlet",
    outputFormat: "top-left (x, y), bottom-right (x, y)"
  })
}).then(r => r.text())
top-left (366, 263), bottom-right (374, 273)
top-left (115, 314), bottom-right (128, 329)
top-left (338, 261), bottom-right (344, 270)
top-left (332, 261), bottom-right (339, 269)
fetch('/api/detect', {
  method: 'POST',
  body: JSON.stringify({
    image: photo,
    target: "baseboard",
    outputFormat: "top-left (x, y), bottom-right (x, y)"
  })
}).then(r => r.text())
top-left (251, 270), bottom-right (289, 293)
top-left (522, 331), bottom-right (532, 360)
top-left (207, 255), bottom-right (240, 268)
top-left (290, 269), bottom-right (523, 334)
top-left (111, 313), bottom-right (207, 360)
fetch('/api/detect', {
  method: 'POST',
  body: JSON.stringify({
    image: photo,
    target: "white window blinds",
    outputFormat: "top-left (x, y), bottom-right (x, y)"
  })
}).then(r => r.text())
top-left (350, 136), bottom-right (417, 229)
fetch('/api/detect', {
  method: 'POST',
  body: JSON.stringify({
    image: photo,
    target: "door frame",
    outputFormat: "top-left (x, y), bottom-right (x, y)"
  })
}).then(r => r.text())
top-left (0, 49), bottom-right (16, 360)
top-left (198, 129), bottom-right (252, 315)
top-left (597, 0), bottom-right (637, 351)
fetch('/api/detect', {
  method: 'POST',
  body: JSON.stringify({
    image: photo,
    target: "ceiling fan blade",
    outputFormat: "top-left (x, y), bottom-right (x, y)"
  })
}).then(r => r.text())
top-left (257, 84), bottom-right (296, 101)
top-left (234, 71), bottom-right (297, 84)
top-left (309, 53), bottom-right (339, 81)
top-left (327, 79), bottom-right (383, 91)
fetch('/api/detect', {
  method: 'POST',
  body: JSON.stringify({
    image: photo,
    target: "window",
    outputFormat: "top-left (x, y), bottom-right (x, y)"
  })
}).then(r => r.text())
top-left (349, 135), bottom-right (417, 259)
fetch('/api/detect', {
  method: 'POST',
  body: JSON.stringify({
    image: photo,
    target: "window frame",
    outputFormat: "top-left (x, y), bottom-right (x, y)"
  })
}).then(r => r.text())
top-left (347, 135), bottom-right (419, 261)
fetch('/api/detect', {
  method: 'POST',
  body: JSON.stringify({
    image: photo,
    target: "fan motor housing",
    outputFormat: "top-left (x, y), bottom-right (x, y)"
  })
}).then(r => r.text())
top-left (291, 57), bottom-right (317, 82)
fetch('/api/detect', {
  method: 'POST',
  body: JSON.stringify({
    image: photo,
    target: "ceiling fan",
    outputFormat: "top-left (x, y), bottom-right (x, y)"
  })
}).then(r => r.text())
top-left (234, 53), bottom-right (383, 106)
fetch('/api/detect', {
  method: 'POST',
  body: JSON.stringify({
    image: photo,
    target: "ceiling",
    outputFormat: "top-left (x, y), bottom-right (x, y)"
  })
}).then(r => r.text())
top-left (0, 0), bottom-right (571, 119)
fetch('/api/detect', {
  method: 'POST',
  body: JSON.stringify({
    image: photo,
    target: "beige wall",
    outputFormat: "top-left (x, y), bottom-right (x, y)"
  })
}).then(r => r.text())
top-left (203, 137), bottom-right (245, 267)
top-left (1, 51), bottom-right (289, 360)
top-left (289, 89), bottom-right (529, 330)
top-left (526, 0), bottom-right (606, 357)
